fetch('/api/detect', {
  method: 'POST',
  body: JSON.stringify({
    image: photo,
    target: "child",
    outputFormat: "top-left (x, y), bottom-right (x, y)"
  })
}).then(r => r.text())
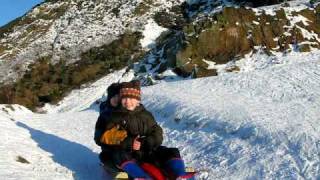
top-left (94, 82), bottom-right (121, 163)
top-left (97, 80), bottom-right (194, 179)
top-left (99, 83), bottom-right (121, 114)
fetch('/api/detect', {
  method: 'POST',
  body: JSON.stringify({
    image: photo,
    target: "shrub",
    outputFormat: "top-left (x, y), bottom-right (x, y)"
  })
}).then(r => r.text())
top-left (0, 32), bottom-right (143, 110)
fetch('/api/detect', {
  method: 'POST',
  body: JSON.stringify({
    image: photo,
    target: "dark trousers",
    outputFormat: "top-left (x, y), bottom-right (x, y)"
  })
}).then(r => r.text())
top-left (99, 146), bottom-right (181, 168)
top-left (143, 146), bottom-right (181, 167)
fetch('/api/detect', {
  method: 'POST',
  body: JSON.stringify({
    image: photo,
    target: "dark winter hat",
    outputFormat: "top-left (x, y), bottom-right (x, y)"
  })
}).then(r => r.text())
top-left (120, 80), bottom-right (141, 101)
top-left (107, 83), bottom-right (121, 101)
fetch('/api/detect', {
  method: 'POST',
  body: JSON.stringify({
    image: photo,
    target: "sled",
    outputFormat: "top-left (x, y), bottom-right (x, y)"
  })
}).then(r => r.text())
top-left (101, 161), bottom-right (129, 179)
top-left (101, 161), bottom-right (196, 180)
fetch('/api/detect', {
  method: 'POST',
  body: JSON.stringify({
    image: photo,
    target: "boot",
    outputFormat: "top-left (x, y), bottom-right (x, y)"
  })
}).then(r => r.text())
top-left (121, 160), bottom-right (151, 179)
top-left (166, 158), bottom-right (195, 180)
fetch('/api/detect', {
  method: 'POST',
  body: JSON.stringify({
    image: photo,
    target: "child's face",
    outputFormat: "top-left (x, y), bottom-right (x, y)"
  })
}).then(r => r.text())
top-left (121, 98), bottom-right (140, 111)
top-left (110, 95), bottom-right (119, 107)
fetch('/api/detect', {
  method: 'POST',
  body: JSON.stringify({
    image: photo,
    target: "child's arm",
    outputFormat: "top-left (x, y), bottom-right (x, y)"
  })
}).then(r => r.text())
top-left (96, 112), bottom-right (127, 146)
top-left (143, 111), bottom-right (164, 152)
top-left (100, 125), bottom-right (127, 145)
top-left (94, 113), bottom-right (108, 146)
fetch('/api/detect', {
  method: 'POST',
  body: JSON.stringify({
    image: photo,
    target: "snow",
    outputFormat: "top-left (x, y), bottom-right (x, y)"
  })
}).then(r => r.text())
top-left (42, 69), bottom-right (128, 113)
top-left (156, 69), bottom-right (187, 82)
top-left (251, 0), bottom-right (320, 48)
top-left (290, 14), bottom-right (311, 26)
top-left (0, 0), bottom-right (183, 82)
top-left (252, 21), bottom-right (260, 25)
top-left (254, 0), bottom-right (311, 16)
top-left (202, 59), bottom-right (230, 74)
top-left (297, 26), bottom-right (320, 42)
top-left (0, 106), bottom-right (102, 180)
top-left (140, 19), bottom-right (168, 49)
top-left (143, 57), bottom-right (320, 179)
top-left (201, 48), bottom-right (320, 75)
top-left (202, 59), bottom-right (216, 69)
top-left (236, 49), bottom-right (320, 72)
top-left (284, 31), bottom-right (292, 36)
top-left (1, 48), bottom-right (320, 179)
top-left (1, 0), bottom-right (320, 179)
top-left (1, 0), bottom-right (319, 84)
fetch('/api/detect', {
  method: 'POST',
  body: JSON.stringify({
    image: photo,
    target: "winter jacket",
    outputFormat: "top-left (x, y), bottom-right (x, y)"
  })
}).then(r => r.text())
top-left (96, 104), bottom-right (163, 153)
top-left (94, 103), bottom-right (117, 147)
top-left (99, 100), bottom-right (112, 114)
top-left (99, 101), bottom-right (107, 114)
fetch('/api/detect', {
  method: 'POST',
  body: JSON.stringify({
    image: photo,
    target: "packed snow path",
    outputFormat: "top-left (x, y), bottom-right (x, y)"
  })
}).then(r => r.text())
top-left (1, 59), bottom-right (320, 179)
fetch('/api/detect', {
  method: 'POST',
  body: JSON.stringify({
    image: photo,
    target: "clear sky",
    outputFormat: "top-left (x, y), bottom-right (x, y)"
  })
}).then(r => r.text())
top-left (0, 0), bottom-right (44, 27)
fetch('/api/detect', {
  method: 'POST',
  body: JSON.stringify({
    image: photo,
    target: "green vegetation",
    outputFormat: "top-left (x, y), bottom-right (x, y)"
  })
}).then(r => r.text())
top-left (0, 16), bottom-right (33, 39)
top-left (0, 44), bottom-right (8, 54)
top-left (310, 0), bottom-right (320, 5)
top-left (38, 3), bottom-right (69, 20)
top-left (0, 2), bottom-right (67, 38)
top-left (133, 0), bottom-right (154, 16)
top-left (153, 4), bottom-right (188, 30)
top-left (0, 32), bottom-right (143, 111)
top-left (0, 2), bottom-right (69, 59)
top-left (1, 3), bottom-right (320, 108)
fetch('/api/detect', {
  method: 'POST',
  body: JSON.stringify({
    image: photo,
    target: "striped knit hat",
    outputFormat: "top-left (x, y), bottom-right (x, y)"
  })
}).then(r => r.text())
top-left (120, 80), bottom-right (141, 101)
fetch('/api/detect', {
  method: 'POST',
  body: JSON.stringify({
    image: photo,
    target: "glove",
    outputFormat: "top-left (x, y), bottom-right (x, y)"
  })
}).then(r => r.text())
top-left (100, 125), bottom-right (127, 145)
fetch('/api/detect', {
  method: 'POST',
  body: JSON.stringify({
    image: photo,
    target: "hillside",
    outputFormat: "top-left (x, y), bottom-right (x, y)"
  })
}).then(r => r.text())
top-left (0, 0), bottom-right (319, 111)
top-left (0, 1), bottom-right (320, 179)
top-left (0, 49), bottom-right (319, 179)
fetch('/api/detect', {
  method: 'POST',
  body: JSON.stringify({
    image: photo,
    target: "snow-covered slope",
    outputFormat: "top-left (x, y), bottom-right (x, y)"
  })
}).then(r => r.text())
top-left (2, 0), bottom-right (319, 84)
top-left (144, 58), bottom-right (320, 179)
top-left (2, 0), bottom-right (320, 112)
top-left (0, 105), bottom-right (104, 179)
top-left (0, 0), bottom-right (184, 82)
top-left (1, 49), bottom-right (320, 179)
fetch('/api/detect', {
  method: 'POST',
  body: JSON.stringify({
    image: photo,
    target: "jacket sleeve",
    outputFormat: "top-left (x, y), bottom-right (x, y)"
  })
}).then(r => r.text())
top-left (99, 101), bottom-right (107, 113)
top-left (143, 111), bottom-right (163, 151)
top-left (94, 109), bottom-right (114, 146)
top-left (94, 114), bottom-right (105, 146)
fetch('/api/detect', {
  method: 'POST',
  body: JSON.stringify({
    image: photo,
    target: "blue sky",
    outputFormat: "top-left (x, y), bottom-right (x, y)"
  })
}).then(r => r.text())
top-left (0, 0), bottom-right (44, 27)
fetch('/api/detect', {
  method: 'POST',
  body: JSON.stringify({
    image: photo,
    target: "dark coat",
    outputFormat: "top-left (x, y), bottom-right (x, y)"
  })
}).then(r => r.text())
top-left (95, 104), bottom-right (163, 153)
top-left (94, 102), bottom-right (118, 147)
top-left (99, 100), bottom-right (108, 114)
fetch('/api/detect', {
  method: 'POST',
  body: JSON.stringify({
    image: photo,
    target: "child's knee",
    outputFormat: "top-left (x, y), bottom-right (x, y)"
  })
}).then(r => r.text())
top-left (168, 147), bottom-right (181, 158)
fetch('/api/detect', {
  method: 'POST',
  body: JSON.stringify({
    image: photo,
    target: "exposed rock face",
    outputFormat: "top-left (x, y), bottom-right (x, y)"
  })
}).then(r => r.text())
top-left (174, 5), bottom-right (320, 77)
top-left (233, 0), bottom-right (292, 7)
top-left (138, 1), bottom-right (319, 78)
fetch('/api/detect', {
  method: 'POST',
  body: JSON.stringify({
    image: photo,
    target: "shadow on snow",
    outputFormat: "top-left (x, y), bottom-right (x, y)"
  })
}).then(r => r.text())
top-left (16, 122), bottom-right (112, 180)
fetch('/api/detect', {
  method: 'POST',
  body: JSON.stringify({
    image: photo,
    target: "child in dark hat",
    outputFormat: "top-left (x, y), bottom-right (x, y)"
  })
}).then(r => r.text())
top-left (95, 82), bottom-right (122, 163)
top-left (99, 83), bottom-right (121, 114)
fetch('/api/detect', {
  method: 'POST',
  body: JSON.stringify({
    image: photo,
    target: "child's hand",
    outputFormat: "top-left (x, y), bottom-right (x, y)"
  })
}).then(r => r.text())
top-left (133, 136), bottom-right (141, 151)
top-left (100, 125), bottom-right (127, 145)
